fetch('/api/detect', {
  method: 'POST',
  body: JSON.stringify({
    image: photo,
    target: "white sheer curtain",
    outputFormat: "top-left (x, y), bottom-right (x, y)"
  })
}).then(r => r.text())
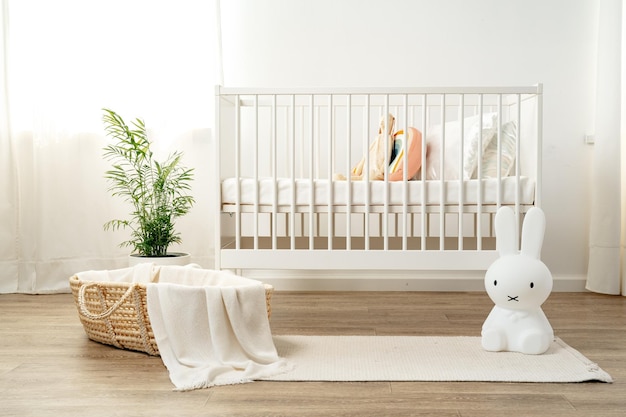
top-left (1, 0), bottom-right (17, 292)
top-left (586, 0), bottom-right (625, 295)
top-left (0, 0), bottom-right (220, 293)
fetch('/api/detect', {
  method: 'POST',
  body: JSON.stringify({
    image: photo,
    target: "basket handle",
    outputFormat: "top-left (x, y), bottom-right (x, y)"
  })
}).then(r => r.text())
top-left (78, 282), bottom-right (137, 320)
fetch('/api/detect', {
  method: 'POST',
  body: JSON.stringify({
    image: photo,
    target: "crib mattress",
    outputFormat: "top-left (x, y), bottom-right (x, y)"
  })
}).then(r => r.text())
top-left (221, 176), bottom-right (535, 209)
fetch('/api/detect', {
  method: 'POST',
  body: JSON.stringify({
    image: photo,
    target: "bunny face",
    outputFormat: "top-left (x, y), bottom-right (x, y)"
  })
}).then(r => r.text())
top-left (485, 255), bottom-right (553, 310)
top-left (485, 206), bottom-right (553, 310)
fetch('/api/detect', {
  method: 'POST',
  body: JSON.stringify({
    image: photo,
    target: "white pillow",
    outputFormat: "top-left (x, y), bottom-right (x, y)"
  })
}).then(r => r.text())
top-left (480, 121), bottom-right (517, 178)
top-left (421, 121), bottom-right (461, 180)
top-left (463, 113), bottom-right (499, 179)
top-left (422, 113), bottom-right (498, 180)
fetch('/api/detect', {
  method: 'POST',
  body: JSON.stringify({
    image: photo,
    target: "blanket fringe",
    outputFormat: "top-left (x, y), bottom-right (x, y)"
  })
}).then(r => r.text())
top-left (173, 360), bottom-right (295, 391)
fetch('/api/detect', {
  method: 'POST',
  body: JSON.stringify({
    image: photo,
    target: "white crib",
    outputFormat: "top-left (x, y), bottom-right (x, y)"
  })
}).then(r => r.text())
top-left (215, 85), bottom-right (542, 275)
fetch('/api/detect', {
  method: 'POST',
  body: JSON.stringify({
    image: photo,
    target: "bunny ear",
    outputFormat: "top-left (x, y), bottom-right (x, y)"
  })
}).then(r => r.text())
top-left (521, 207), bottom-right (545, 259)
top-left (495, 206), bottom-right (518, 256)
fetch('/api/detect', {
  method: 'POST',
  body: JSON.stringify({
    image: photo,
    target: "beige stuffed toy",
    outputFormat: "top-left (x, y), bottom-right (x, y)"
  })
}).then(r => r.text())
top-left (335, 114), bottom-right (395, 181)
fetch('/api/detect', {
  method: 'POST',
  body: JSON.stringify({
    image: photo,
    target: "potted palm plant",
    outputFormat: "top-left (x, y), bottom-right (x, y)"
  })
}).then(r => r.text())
top-left (101, 108), bottom-right (194, 266)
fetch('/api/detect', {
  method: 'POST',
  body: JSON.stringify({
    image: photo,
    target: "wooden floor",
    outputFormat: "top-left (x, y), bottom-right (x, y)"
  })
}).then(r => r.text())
top-left (1, 290), bottom-right (625, 417)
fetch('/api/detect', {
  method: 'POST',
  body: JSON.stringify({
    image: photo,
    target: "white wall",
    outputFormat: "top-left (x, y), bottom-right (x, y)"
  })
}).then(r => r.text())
top-left (219, 0), bottom-right (601, 287)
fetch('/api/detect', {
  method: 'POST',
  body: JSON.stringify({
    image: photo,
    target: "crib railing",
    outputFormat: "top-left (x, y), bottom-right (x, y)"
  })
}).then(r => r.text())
top-left (215, 85), bottom-right (542, 271)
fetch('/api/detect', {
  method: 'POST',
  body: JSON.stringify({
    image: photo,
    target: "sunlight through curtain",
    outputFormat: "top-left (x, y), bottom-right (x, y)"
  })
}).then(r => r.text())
top-left (1, 0), bottom-right (220, 293)
top-left (586, 0), bottom-right (624, 296)
top-left (0, 0), bottom-right (18, 292)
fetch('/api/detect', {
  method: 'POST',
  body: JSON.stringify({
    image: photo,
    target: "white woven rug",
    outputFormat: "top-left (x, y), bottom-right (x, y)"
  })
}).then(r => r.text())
top-left (263, 336), bottom-right (612, 383)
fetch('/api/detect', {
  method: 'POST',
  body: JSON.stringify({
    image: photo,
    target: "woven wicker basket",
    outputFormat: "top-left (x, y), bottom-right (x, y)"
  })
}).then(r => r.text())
top-left (69, 275), bottom-right (274, 356)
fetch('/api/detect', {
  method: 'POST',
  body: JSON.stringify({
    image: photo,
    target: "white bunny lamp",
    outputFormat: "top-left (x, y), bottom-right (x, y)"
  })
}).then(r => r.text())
top-left (481, 206), bottom-right (554, 355)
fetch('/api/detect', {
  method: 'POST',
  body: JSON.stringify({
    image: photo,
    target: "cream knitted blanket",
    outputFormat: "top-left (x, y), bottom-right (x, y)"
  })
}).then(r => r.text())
top-left (146, 266), bottom-right (290, 390)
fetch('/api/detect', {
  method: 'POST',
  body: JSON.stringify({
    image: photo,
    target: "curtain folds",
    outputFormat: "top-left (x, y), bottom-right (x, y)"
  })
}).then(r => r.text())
top-left (1, 0), bottom-right (220, 293)
top-left (0, 0), bottom-right (18, 292)
top-left (586, 0), bottom-right (624, 296)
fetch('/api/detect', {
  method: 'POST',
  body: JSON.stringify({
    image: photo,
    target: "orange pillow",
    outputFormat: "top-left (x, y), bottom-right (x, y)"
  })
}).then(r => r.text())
top-left (388, 127), bottom-right (423, 181)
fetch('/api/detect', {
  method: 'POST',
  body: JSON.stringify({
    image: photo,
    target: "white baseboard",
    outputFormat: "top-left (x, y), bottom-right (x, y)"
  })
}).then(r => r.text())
top-left (239, 269), bottom-right (588, 292)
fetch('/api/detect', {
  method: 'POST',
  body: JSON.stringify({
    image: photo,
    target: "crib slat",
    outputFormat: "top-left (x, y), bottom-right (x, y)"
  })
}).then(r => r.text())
top-left (495, 94), bottom-right (503, 209)
top-left (364, 94), bottom-right (370, 251)
top-left (497, 94), bottom-right (503, 208)
top-left (235, 94), bottom-right (242, 251)
top-left (420, 94), bottom-right (427, 251)
top-left (536, 85), bottom-right (543, 208)
top-left (327, 94), bottom-right (333, 250)
top-left (439, 94), bottom-right (446, 251)
top-left (476, 94), bottom-right (484, 251)
top-left (271, 94), bottom-right (278, 250)
top-left (309, 94), bottom-right (315, 250)
top-left (383, 94), bottom-right (390, 251)
top-left (290, 94), bottom-right (296, 250)
top-left (402, 94), bottom-right (409, 251)
top-left (253, 94), bottom-right (260, 251)
top-left (515, 93), bottom-right (523, 241)
top-left (457, 94), bottom-right (465, 251)
top-left (346, 94), bottom-right (352, 251)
